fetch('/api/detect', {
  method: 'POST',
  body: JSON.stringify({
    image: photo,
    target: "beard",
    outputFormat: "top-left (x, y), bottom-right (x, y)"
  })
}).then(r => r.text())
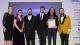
top-left (60, 13), bottom-right (64, 16)
top-left (60, 13), bottom-right (64, 15)
top-left (28, 13), bottom-right (32, 15)
top-left (41, 12), bottom-right (44, 13)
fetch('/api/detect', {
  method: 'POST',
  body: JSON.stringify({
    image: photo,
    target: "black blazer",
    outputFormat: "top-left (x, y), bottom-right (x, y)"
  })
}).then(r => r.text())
top-left (24, 15), bottom-right (37, 32)
top-left (36, 13), bottom-right (48, 32)
top-left (3, 12), bottom-right (14, 29)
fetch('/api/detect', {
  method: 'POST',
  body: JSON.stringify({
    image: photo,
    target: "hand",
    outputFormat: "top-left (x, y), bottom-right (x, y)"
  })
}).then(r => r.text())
top-left (19, 29), bottom-right (23, 32)
top-left (54, 26), bottom-right (57, 28)
top-left (21, 29), bottom-right (23, 32)
top-left (51, 26), bottom-right (57, 28)
top-left (57, 27), bottom-right (60, 32)
top-left (3, 27), bottom-right (7, 32)
top-left (67, 29), bottom-right (71, 34)
top-left (67, 31), bottom-right (71, 34)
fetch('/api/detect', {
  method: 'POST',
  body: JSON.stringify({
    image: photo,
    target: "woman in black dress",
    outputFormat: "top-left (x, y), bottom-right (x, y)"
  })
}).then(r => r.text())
top-left (13, 9), bottom-right (25, 45)
top-left (3, 6), bottom-right (14, 45)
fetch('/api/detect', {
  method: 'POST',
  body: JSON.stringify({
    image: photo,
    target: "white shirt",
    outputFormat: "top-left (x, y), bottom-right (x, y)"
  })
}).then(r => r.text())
top-left (47, 19), bottom-right (56, 28)
top-left (61, 16), bottom-right (64, 23)
top-left (40, 13), bottom-right (44, 20)
top-left (28, 15), bottom-right (32, 21)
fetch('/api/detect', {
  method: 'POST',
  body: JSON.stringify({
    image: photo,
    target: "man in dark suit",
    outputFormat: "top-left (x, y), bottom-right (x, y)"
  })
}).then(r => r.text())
top-left (24, 8), bottom-right (36, 45)
top-left (36, 6), bottom-right (48, 45)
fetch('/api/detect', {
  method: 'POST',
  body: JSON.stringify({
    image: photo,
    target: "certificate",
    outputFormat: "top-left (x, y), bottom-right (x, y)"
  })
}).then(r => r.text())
top-left (47, 19), bottom-right (56, 28)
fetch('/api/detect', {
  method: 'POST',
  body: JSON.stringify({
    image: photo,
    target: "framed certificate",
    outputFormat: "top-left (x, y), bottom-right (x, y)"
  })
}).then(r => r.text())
top-left (47, 19), bottom-right (56, 28)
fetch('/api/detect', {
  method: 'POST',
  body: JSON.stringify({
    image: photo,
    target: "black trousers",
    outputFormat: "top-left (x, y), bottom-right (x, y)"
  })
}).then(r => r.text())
top-left (48, 28), bottom-right (57, 45)
top-left (37, 31), bottom-right (47, 45)
top-left (60, 33), bottom-right (69, 45)
top-left (25, 31), bottom-right (35, 45)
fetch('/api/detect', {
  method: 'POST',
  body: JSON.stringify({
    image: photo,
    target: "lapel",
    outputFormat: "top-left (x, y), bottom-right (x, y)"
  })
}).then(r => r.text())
top-left (27, 15), bottom-right (33, 21)
top-left (59, 15), bottom-right (66, 25)
top-left (39, 13), bottom-right (45, 21)
top-left (39, 14), bottom-right (41, 21)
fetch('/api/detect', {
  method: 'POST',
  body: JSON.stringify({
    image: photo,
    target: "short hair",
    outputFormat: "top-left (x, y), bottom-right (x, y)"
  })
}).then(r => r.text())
top-left (28, 8), bottom-right (32, 11)
top-left (40, 6), bottom-right (45, 10)
top-left (59, 8), bottom-right (64, 12)
top-left (59, 8), bottom-right (64, 11)
top-left (18, 9), bottom-right (22, 12)
top-left (8, 5), bottom-right (13, 9)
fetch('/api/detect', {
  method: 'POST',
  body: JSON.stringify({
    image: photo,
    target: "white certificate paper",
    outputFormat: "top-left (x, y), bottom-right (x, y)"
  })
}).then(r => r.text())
top-left (48, 19), bottom-right (56, 28)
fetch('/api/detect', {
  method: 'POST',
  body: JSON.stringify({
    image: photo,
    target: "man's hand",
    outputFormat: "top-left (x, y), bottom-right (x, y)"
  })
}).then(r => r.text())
top-left (67, 29), bottom-right (71, 34)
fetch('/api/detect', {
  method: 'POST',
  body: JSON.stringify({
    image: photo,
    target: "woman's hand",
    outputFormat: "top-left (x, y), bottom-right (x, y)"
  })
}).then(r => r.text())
top-left (3, 27), bottom-right (7, 32)
top-left (19, 29), bottom-right (23, 32)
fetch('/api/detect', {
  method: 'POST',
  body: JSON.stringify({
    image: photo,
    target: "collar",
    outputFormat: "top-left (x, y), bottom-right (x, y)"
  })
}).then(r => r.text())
top-left (28, 15), bottom-right (32, 17)
top-left (40, 13), bottom-right (44, 16)
top-left (59, 15), bottom-right (66, 25)
top-left (60, 14), bottom-right (65, 17)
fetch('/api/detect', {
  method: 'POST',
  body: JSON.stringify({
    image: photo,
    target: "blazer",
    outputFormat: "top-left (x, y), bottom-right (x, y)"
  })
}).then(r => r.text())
top-left (24, 15), bottom-right (37, 32)
top-left (3, 12), bottom-right (14, 29)
top-left (36, 13), bottom-right (48, 32)
top-left (58, 15), bottom-right (71, 34)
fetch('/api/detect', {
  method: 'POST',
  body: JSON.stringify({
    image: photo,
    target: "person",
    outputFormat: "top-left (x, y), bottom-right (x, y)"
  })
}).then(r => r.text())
top-left (47, 7), bottom-right (58, 45)
top-left (24, 8), bottom-right (36, 45)
top-left (36, 6), bottom-right (48, 45)
top-left (58, 8), bottom-right (71, 45)
top-left (13, 9), bottom-right (25, 45)
top-left (2, 6), bottom-right (14, 45)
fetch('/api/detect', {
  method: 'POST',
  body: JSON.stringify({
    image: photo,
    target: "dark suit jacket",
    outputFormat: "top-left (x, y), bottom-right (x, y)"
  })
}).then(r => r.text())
top-left (3, 12), bottom-right (14, 30)
top-left (36, 13), bottom-right (48, 32)
top-left (24, 15), bottom-right (37, 32)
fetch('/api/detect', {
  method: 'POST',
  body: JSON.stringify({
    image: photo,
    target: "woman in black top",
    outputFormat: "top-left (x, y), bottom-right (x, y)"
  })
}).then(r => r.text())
top-left (47, 7), bottom-right (58, 45)
top-left (13, 9), bottom-right (25, 45)
top-left (3, 6), bottom-right (14, 45)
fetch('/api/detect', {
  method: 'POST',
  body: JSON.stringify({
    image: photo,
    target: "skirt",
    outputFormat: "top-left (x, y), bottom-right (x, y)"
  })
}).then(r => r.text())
top-left (4, 28), bottom-right (13, 40)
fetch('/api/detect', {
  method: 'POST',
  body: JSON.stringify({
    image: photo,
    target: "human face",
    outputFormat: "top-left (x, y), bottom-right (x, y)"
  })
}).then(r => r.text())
top-left (59, 9), bottom-right (64, 15)
top-left (40, 8), bottom-right (45, 13)
top-left (8, 7), bottom-right (13, 14)
top-left (50, 8), bottom-right (54, 16)
top-left (18, 11), bottom-right (22, 16)
top-left (28, 9), bottom-right (32, 15)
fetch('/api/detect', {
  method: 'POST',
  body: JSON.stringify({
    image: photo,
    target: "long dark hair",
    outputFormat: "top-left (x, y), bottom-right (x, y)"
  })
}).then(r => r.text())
top-left (15, 9), bottom-right (23, 21)
top-left (47, 7), bottom-right (57, 19)
top-left (17, 9), bottom-right (22, 17)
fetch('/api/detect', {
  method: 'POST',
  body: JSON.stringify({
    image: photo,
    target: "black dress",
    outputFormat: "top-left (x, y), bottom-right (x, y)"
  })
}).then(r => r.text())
top-left (13, 17), bottom-right (25, 45)
top-left (3, 12), bottom-right (14, 40)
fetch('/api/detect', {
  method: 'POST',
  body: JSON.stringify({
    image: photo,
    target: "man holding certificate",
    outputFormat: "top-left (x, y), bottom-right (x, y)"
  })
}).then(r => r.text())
top-left (47, 7), bottom-right (58, 45)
